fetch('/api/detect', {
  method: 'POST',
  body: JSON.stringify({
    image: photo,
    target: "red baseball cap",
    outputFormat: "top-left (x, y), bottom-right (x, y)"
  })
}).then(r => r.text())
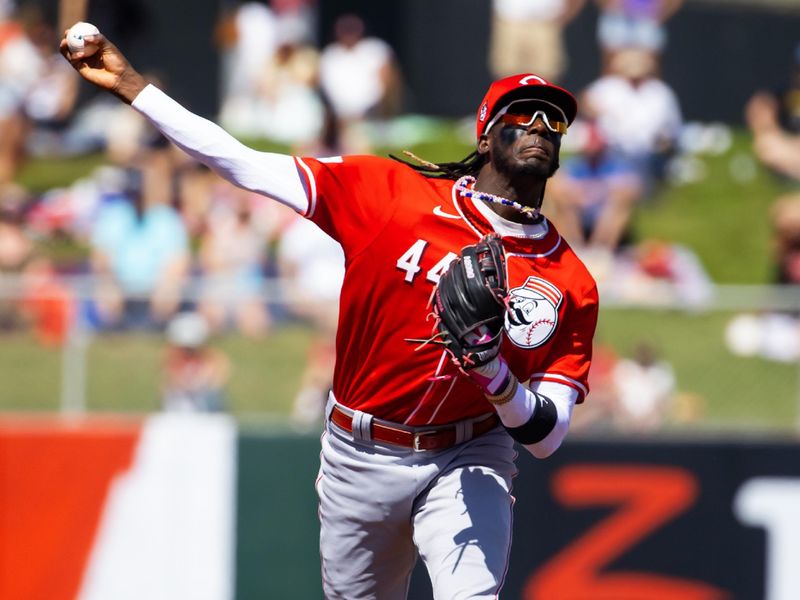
top-left (476, 73), bottom-right (578, 139)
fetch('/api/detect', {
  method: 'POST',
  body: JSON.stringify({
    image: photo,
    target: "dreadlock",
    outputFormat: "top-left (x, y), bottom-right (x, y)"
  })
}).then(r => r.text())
top-left (389, 150), bottom-right (488, 180)
top-left (390, 149), bottom-right (551, 222)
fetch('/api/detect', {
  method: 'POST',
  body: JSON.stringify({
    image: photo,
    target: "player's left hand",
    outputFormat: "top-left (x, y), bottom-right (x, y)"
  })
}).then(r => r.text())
top-left (432, 234), bottom-right (508, 370)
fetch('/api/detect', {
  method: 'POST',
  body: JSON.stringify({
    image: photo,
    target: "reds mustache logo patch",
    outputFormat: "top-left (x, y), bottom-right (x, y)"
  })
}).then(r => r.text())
top-left (505, 276), bottom-right (562, 348)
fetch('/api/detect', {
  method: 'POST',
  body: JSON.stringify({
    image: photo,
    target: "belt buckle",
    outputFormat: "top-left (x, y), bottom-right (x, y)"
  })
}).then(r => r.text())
top-left (412, 429), bottom-right (438, 451)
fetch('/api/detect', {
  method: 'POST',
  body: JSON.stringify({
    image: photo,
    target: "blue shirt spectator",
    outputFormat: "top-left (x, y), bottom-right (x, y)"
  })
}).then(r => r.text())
top-left (550, 123), bottom-right (643, 252)
top-left (92, 197), bottom-right (188, 296)
top-left (89, 156), bottom-right (190, 329)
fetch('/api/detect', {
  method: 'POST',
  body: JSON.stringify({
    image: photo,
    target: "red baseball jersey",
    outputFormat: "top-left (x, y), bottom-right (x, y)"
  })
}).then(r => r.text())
top-left (294, 155), bottom-right (598, 426)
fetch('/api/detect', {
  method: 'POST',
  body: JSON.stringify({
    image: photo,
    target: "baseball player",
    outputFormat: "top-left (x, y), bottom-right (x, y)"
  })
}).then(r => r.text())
top-left (62, 31), bottom-right (598, 599)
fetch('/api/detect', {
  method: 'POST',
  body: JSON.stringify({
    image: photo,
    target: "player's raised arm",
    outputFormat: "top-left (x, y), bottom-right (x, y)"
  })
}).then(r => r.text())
top-left (60, 24), bottom-right (310, 214)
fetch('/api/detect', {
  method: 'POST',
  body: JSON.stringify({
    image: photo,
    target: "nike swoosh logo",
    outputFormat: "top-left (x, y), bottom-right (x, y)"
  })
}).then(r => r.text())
top-left (433, 206), bottom-right (461, 220)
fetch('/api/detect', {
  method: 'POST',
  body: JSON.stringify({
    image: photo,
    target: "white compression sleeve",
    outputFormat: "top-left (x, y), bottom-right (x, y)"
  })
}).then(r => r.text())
top-left (131, 84), bottom-right (309, 213)
top-left (494, 380), bottom-right (577, 459)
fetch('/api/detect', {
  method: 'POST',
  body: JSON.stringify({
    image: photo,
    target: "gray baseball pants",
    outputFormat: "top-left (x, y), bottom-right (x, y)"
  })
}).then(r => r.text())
top-left (317, 400), bottom-right (517, 599)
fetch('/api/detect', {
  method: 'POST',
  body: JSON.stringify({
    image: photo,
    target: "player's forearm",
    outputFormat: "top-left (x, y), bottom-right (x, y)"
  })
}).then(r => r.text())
top-left (472, 362), bottom-right (575, 458)
top-left (496, 382), bottom-right (574, 458)
top-left (131, 84), bottom-right (309, 212)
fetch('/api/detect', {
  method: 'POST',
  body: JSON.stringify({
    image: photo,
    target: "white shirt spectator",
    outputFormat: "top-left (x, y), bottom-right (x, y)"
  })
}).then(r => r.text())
top-left (278, 217), bottom-right (345, 302)
top-left (584, 73), bottom-right (682, 157)
top-left (613, 354), bottom-right (675, 429)
top-left (224, 2), bottom-right (278, 100)
top-left (24, 53), bottom-right (76, 122)
top-left (319, 36), bottom-right (392, 120)
top-left (0, 24), bottom-right (43, 116)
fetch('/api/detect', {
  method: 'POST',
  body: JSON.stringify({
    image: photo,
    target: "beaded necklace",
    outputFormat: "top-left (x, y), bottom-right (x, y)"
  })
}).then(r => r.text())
top-left (453, 175), bottom-right (540, 220)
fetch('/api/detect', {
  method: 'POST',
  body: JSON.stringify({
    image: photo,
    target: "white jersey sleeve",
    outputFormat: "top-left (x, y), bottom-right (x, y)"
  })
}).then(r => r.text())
top-left (131, 84), bottom-right (309, 213)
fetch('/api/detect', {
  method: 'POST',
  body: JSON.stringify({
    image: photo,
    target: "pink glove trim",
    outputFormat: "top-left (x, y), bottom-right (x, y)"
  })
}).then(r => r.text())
top-left (467, 357), bottom-right (511, 395)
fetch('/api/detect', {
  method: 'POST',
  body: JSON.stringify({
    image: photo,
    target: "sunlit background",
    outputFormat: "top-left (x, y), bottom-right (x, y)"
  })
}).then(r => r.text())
top-left (2, 1), bottom-right (800, 599)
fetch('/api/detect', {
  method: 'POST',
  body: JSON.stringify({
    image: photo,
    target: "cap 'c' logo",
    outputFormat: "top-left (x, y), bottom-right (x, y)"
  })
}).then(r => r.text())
top-left (518, 75), bottom-right (547, 86)
top-left (479, 102), bottom-right (488, 122)
top-left (505, 276), bottom-right (562, 348)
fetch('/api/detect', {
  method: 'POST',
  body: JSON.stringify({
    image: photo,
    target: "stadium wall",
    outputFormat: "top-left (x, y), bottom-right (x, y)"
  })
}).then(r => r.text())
top-left (2, 416), bottom-right (800, 599)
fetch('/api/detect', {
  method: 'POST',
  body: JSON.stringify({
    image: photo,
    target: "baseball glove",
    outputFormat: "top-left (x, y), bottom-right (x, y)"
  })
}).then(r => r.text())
top-left (432, 234), bottom-right (508, 369)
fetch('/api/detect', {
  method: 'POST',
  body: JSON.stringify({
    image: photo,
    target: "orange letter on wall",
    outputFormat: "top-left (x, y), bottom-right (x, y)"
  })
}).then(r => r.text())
top-left (525, 465), bottom-right (730, 600)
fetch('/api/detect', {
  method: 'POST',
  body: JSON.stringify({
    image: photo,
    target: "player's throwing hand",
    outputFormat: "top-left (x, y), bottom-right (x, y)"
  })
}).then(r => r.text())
top-left (59, 24), bottom-right (146, 104)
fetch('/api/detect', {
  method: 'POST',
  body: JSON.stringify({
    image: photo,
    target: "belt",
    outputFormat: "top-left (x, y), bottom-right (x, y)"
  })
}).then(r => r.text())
top-left (329, 405), bottom-right (500, 452)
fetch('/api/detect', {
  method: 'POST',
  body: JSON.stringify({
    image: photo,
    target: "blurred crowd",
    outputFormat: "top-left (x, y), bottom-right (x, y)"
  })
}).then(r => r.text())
top-left (725, 43), bottom-right (800, 366)
top-left (0, 0), bottom-right (797, 430)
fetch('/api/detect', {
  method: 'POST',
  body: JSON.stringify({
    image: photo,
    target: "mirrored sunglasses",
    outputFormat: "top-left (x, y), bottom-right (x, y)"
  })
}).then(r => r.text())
top-left (486, 99), bottom-right (569, 136)
top-left (499, 110), bottom-right (568, 135)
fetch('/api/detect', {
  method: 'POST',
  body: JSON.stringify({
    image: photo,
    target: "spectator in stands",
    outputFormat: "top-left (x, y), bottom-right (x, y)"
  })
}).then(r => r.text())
top-left (572, 341), bottom-right (677, 433)
top-left (600, 238), bottom-right (713, 307)
top-left (729, 194), bottom-right (800, 364)
top-left (19, 255), bottom-right (73, 347)
top-left (161, 311), bottom-right (230, 412)
top-left (217, 1), bottom-right (278, 133)
top-left (489, 0), bottom-right (586, 84)
top-left (271, 0), bottom-right (317, 47)
top-left (197, 176), bottom-right (272, 339)
top-left (611, 342), bottom-right (675, 432)
top-left (747, 98), bottom-right (800, 182)
top-left (724, 196), bottom-right (800, 364)
top-left (0, 187), bottom-right (74, 345)
top-left (277, 215), bottom-right (345, 426)
top-left (0, 188), bottom-right (32, 330)
top-left (746, 46), bottom-right (800, 182)
top-left (216, 2), bottom-right (323, 147)
top-left (582, 46), bottom-right (682, 195)
top-left (0, 4), bottom-right (44, 184)
top-left (318, 14), bottom-right (400, 152)
top-left (89, 147), bottom-right (189, 330)
top-left (23, 19), bottom-right (79, 157)
top-left (723, 48), bottom-right (800, 364)
top-left (173, 159), bottom-right (215, 239)
top-left (253, 33), bottom-right (325, 148)
top-left (549, 121), bottom-right (643, 254)
top-left (759, 44), bottom-right (800, 132)
top-left (771, 195), bottom-right (800, 286)
top-left (594, 0), bottom-right (683, 71)
top-left (744, 45), bottom-right (800, 288)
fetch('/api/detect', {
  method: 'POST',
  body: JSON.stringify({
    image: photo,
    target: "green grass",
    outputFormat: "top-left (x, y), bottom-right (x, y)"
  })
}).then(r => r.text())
top-left (16, 153), bottom-right (108, 193)
top-left (0, 333), bottom-right (64, 410)
top-left (632, 134), bottom-right (786, 284)
top-left (598, 310), bottom-right (798, 429)
top-left (0, 325), bottom-right (313, 417)
top-left (216, 326), bottom-right (314, 415)
top-left (0, 313), bottom-right (795, 429)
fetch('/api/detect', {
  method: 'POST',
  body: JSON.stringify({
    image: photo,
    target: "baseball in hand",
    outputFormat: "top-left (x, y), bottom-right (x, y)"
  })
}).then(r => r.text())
top-left (66, 22), bottom-right (100, 56)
